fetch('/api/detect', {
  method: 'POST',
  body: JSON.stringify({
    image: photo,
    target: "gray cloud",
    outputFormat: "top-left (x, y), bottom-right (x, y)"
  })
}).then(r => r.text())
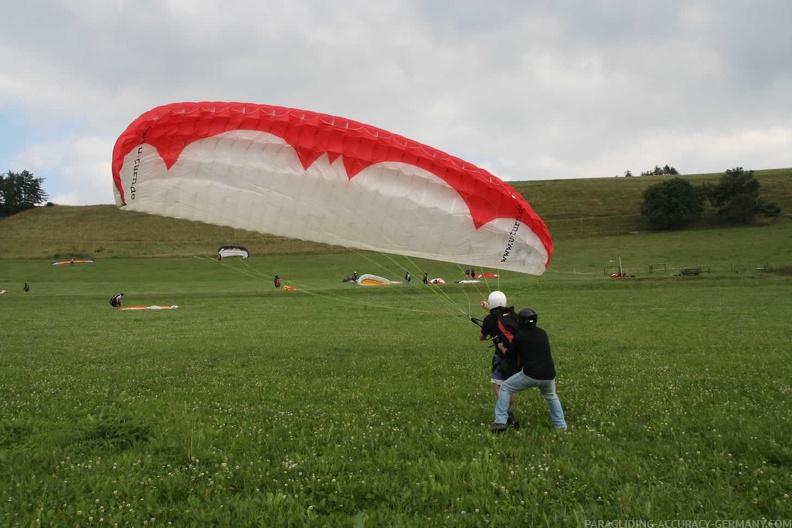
top-left (2, 0), bottom-right (790, 205)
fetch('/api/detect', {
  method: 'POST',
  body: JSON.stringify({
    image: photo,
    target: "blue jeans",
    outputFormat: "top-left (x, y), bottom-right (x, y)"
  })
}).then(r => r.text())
top-left (494, 371), bottom-right (567, 430)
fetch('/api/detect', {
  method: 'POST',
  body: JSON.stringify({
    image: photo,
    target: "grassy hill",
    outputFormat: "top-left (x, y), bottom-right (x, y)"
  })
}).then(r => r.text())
top-left (510, 168), bottom-right (792, 239)
top-left (2, 168), bottom-right (790, 269)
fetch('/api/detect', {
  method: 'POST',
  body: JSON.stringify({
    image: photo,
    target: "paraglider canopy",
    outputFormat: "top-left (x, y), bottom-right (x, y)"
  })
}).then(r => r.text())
top-left (356, 274), bottom-right (400, 286)
top-left (112, 102), bottom-right (552, 275)
top-left (218, 246), bottom-right (249, 259)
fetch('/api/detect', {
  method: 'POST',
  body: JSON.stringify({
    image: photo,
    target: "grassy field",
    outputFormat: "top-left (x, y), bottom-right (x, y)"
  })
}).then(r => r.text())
top-left (1, 170), bottom-right (791, 526)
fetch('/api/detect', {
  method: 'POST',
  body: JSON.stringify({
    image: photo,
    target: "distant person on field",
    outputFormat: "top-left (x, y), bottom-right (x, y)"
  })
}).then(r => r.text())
top-left (274, 275), bottom-right (281, 288)
top-left (110, 293), bottom-right (124, 309)
top-left (24, 282), bottom-right (30, 293)
top-left (476, 291), bottom-right (520, 429)
top-left (422, 272), bottom-right (428, 284)
top-left (405, 271), bottom-right (411, 284)
top-left (489, 307), bottom-right (567, 433)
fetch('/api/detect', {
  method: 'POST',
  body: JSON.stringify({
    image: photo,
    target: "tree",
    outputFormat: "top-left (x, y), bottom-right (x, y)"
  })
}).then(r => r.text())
top-left (0, 170), bottom-right (48, 216)
top-left (640, 164), bottom-right (679, 176)
top-left (704, 167), bottom-right (781, 224)
top-left (640, 177), bottom-right (705, 229)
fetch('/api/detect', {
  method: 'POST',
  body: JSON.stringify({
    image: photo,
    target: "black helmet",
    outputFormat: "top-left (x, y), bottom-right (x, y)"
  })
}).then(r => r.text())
top-left (517, 307), bottom-right (538, 324)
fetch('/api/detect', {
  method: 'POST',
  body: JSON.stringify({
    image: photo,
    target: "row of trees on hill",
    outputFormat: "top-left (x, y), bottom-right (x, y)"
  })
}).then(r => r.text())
top-left (624, 165), bottom-right (680, 177)
top-left (640, 167), bottom-right (782, 229)
top-left (0, 170), bottom-right (48, 217)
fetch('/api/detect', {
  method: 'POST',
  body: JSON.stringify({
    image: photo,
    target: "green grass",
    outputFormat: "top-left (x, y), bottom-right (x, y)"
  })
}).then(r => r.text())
top-left (1, 170), bottom-right (791, 525)
top-left (1, 255), bottom-right (791, 526)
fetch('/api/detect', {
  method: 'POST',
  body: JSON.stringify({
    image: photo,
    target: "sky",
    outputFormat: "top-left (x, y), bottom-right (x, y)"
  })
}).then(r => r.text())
top-left (1, 0), bottom-right (791, 206)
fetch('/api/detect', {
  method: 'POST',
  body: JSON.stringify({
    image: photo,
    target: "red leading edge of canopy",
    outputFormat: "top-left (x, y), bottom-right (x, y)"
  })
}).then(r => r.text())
top-left (111, 102), bottom-right (552, 265)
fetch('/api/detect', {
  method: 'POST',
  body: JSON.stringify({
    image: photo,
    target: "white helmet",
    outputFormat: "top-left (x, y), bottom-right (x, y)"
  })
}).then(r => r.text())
top-left (487, 291), bottom-right (507, 310)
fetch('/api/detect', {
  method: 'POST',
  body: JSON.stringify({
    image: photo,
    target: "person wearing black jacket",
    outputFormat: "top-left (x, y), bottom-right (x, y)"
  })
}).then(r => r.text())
top-left (489, 307), bottom-right (567, 432)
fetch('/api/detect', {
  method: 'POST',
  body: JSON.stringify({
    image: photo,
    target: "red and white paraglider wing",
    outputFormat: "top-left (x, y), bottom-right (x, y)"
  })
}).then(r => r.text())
top-left (112, 102), bottom-right (552, 275)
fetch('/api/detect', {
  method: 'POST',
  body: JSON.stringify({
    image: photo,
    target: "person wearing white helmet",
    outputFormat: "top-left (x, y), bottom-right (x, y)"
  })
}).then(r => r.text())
top-left (489, 307), bottom-right (567, 433)
top-left (475, 290), bottom-right (520, 429)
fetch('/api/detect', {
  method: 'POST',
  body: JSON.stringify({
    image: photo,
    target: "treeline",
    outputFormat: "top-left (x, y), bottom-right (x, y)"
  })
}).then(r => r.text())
top-left (624, 165), bottom-right (679, 177)
top-left (640, 167), bottom-right (782, 229)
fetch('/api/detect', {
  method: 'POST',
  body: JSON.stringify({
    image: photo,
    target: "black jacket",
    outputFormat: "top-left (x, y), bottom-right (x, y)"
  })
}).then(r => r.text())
top-left (481, 306), bottom-right (519, 352)
top-left (508, 324), bottom-right (556, 380)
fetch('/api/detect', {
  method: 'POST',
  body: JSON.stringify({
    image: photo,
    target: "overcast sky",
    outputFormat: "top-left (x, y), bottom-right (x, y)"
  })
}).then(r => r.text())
top-left (2, 0), bottom-right (790, 205)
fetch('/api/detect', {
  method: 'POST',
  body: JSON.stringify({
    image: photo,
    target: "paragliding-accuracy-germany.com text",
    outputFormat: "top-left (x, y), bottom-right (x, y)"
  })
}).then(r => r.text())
top-left (584, 519), bottom-right (792, 528)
